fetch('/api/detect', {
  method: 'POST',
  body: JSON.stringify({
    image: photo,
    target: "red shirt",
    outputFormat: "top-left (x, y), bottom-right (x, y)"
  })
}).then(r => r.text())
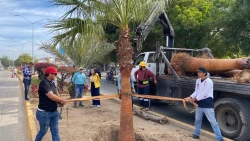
top-left (134, 69), bottom-right (156, 88)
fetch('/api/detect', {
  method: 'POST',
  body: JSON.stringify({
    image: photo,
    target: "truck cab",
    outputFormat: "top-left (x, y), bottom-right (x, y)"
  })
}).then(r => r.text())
top-left (131, 51), bottom-right (166, 82)
top-left (131, 52), bottom-right (156, 80)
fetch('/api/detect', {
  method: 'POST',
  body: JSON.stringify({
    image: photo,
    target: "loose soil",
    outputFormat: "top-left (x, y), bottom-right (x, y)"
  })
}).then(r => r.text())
top-left (30, 94), bottom-right (214, 141)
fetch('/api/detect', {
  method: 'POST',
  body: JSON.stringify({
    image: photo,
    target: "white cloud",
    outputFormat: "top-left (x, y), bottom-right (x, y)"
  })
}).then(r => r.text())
top-left (14, 8), bottom-right (63, 17)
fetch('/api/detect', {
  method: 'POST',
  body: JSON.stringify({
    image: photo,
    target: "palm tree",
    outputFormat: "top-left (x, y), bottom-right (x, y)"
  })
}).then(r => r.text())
top-left (48, 0), bottom-right (169, 140)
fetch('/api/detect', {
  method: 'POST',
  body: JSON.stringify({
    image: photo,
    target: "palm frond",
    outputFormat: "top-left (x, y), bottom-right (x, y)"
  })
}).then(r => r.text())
top-left (47, 18), bottom-right (105, 47)
top-left (99, 0), bottom-right (170, 29)
top-left (39, 42), bottom-right (69, 63)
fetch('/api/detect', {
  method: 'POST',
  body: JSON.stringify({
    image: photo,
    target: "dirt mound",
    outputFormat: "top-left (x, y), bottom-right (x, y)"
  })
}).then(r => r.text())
top-left (94, 124), bottom-right (149, 141)
top-left (30, 98), bottom-right (214, 141)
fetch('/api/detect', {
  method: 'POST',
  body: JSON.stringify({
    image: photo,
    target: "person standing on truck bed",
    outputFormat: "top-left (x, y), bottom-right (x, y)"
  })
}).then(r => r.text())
top-left (134, 61), bottom-right (157, 111)
top-left (184, 67), bottom-right (224, 141)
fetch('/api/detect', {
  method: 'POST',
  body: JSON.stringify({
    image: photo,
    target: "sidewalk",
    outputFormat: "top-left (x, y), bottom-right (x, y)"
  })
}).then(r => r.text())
top-left (0, 70), bottom-right (28, 141)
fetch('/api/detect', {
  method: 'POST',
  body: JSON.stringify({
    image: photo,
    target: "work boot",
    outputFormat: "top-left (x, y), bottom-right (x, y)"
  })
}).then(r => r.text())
top-left (191, 134), bottom-right (199, 139)
top-left (79, 104), bottom-right (84, 107)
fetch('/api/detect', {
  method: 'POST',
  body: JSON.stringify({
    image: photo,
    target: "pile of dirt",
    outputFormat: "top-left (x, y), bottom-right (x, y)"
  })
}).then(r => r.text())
top-left (30, 97), bottom-right (214, 141)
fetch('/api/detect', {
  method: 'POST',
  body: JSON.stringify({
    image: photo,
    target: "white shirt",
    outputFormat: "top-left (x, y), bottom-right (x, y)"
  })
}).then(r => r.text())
top-left (190, 78), bottom-right (213, 101)
top-left (90, 76), bottom-right (94, 82)
top-left (13, 69), bottom-right (17, 73)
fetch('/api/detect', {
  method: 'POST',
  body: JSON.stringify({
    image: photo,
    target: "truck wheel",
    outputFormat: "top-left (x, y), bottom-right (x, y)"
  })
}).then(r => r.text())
top-left (214, 98), bottom-right (250, 141)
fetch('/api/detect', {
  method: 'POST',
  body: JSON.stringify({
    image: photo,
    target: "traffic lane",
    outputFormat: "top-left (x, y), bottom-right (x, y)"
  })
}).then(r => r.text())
top-left (100, 78), bottom-right (213, 133)
top-left (100, 78), bottom-right (117, 94)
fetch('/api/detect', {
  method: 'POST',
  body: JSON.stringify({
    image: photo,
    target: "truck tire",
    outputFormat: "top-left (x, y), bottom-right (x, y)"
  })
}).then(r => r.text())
top-left (214, 98), bottom-right (250, 141)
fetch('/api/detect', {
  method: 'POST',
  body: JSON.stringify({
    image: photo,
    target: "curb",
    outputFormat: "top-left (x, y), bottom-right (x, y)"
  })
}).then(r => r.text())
top-left (17, 74), bottom-right (37, 141)
top-left (104, 94), bottom-right (232, 141)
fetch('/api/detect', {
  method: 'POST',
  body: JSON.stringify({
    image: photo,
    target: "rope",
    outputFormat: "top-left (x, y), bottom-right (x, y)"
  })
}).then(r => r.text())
top-left (132, 94), bottom-right (197, 113)
top-left (66, 94), bottom-right (120, 102)
top-left (66, 94), bottom-right (197, 113)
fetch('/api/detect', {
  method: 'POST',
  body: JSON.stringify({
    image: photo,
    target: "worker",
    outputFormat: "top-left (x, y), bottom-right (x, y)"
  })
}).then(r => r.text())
top-left (117, 72), bottom-right (135, 94)
top-left (184, 67), bottom-right (224, 141)
top-left (134, 61), bottom-right (157, 111)
top-left (35, 66), bottom-right (68, 141)
top-left (22, 62), bottom-right (36, 101)
top-left (72, 67), bottom-right (87, 108)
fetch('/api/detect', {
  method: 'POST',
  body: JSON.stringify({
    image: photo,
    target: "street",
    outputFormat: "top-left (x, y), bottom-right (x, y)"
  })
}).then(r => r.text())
top-left (0, 70), bottom-right (28, 141)
top-left (100, 78), bottom-right (213, 133)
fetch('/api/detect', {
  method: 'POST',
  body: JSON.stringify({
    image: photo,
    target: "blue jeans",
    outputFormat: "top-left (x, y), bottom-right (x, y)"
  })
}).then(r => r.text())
top-left (194, 107), bottom-right (223, 141)
top-left (137, 86), bottom-right (150, 108)
top-left (23, 79), bottom-right (31, 99)
top-left (74, 85), bottom-right (84, 106)
top-left (35, 110), bottom-right (60, 141)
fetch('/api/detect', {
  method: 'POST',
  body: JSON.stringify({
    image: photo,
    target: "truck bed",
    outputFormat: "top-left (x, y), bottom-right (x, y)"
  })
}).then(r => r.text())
top-left (157, 75), bottom-right (250, 97)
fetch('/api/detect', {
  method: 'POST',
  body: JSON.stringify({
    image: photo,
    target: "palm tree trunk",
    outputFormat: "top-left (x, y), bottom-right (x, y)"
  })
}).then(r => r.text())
top-left (171, 53), bottom-right (250, 76)
top-left (118, 29), bottom-right (135, 141)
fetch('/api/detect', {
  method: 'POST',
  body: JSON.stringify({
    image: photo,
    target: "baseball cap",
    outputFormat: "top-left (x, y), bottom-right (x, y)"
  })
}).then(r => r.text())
top-left (79, 67), bottom-right (84, 70)
top-left (45, 66), bottom-right (58, 74)
top-left (197, 67), bottom-right (207, 73)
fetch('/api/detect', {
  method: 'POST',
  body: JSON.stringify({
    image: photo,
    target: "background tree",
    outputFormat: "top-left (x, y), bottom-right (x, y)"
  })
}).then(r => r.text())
top-left (217, 0), bottom-right (250, 58)
top-left (15, 53), bottom-right (32, 66)
top-left (0, 56), bottom-right (11, 68)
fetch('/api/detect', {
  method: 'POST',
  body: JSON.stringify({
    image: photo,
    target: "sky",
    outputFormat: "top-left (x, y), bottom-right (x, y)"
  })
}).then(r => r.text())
top-left (0, 0), bottom-right (65, 60)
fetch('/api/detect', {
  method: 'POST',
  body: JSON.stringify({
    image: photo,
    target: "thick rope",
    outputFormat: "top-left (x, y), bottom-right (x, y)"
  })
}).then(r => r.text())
top-left (132, 94), bottom-right (197, 113)
top-left (66, 94), bottom-right (197, 113)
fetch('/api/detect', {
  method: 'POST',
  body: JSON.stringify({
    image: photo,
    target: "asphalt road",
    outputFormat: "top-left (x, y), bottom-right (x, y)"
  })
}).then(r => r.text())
top-left (0, 70), bottom-right (28, 140)
top-left (99, 78), bottom-right (213, 133)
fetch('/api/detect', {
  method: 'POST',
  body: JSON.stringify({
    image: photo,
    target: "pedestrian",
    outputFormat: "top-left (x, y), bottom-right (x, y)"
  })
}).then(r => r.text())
top-left (117, 72), bottom-right (135, 94)
top-left (22, 62), bottom-right (35, 100)
top-left (72, 67), bottom-right (87, 108)
top-left (89, 69), bottom-right (101, 108)
top-left (35, 66), bottom-right (68, 141)
top-left (184, 67), bottom-right (224, 141)
top-left (134, 61), bottom-right (157, 111)
top-left (13, 67), bottom-right (18, 78)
